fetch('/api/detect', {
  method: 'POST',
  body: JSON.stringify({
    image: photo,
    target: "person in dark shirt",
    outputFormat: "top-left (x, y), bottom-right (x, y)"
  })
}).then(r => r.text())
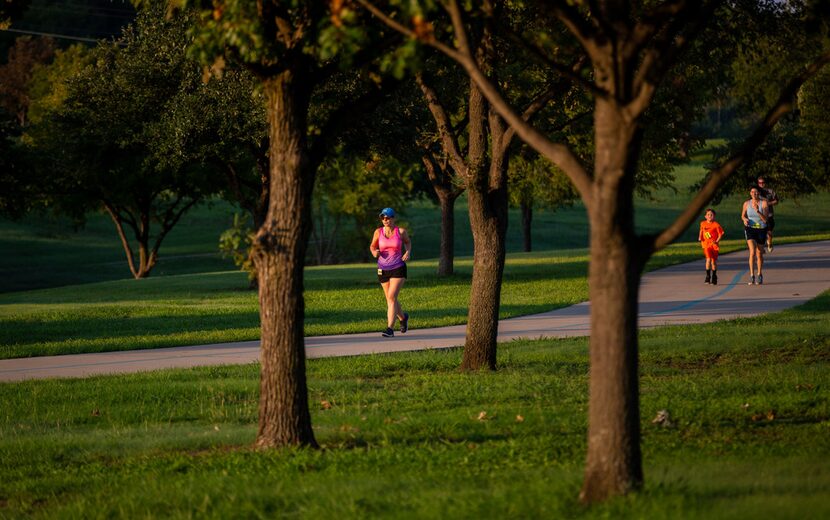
top-left (757, 176), bottom-right (779, 253)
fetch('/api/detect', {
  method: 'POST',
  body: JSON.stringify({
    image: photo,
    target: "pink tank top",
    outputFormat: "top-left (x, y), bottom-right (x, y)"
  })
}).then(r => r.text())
top-left (377, 227), bottom-right (405, 270)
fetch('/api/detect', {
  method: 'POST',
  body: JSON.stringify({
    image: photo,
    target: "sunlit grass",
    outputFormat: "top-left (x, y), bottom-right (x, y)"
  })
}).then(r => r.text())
top-left (0, 293), bottom-right (827, 518)
top-left (3, 234), bottom-right (830, 359)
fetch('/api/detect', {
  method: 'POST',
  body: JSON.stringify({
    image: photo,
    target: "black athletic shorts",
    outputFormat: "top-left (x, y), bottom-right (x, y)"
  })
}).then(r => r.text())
top-left (744, 226), bottom-right (768, 245)
top-left (378, 264), bottom-right (407, 283)
top-left (767, 216), bottom-right (775, 232)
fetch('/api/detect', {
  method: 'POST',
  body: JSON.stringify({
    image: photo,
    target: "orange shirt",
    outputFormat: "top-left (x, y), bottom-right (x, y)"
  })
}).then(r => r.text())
top-left (699, 220), bottom-right (724, 249)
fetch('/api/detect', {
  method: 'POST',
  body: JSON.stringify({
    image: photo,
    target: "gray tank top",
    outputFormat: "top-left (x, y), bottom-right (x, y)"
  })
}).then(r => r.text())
top-left (746, 200), bottom-right (767, 229)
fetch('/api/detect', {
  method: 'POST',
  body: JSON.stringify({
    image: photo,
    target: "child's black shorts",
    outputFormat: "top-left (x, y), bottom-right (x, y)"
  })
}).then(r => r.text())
top-left (378, 265), bottom-right (407, 283)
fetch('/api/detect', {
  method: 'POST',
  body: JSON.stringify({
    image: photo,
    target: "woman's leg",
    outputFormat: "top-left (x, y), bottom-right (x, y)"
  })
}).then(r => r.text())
top-left (384, 277), bottom-right (406, 328)
top-left (756, 242), bottom-right (764, 275)
top-left (747, 240), bottom-right (756, 276)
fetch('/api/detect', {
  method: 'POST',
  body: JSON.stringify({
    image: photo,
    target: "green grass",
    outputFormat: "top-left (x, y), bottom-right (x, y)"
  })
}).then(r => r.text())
top-left (4, 142), bottom-right (830, 294)
top-left (3, 234), bottom-right (830, 360)
top-left (0, 203), bottom-right (239, 293)
top-left (1, 141), bottom-right (829, 359)
top-left (1, 293), bottom-right (827, 518)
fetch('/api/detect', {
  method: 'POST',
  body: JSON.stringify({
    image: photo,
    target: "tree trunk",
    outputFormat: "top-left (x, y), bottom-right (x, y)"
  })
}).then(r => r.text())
top-left (251, 70), bottom-right (317, 449)
top-left (437, 190), bottom-right (458, 276)
top-left (461, 175), bottom-right (508, 371)
top-left (135, 240), bottom-right (154, 279)
top-left (461, 85), bottom-right (509, 370)
top-left (521, 200), bottom-right (532, 252)
top-left (580, 100), bottom-right (643, 502)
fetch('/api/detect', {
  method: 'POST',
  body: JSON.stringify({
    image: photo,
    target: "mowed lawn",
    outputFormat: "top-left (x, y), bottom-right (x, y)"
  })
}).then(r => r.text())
top-left (0, 294), bottom-right (827, 518)
top-left (3, 140), bottom-right (830, 359)
top-left (4, 230), bottom-right (830, 360)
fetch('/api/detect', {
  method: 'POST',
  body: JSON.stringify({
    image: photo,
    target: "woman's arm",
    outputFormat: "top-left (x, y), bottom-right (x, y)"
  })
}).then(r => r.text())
top-left (369, 229), bottom-right (380, 258)
top-left (400, 228), bottom-right (411, 262)
top-left (741, 201), bottom-right (749, 226)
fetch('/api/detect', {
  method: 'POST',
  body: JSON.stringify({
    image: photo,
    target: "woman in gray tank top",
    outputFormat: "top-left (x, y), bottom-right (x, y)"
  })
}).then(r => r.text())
top-left (741, 186), bottom-right (769, 285)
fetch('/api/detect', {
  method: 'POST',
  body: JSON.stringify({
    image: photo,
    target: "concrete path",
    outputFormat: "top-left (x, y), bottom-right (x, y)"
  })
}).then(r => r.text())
top-left (2, 240), bottom-right (828, 382)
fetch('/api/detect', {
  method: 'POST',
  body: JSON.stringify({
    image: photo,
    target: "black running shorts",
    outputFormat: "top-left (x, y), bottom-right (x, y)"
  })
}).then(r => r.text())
top-left (744, 226), bottom-right (767, 245)
top-left (378, 264), bottom-right (407, 283)
top-left (766, 216), bottom-right (775, 232)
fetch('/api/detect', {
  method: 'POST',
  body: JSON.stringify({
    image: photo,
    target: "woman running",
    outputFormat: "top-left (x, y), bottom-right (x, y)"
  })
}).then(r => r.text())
top-left (741, 186), bottom-right (769, 285)
top-left (370, 208), bottom-right (412, 337)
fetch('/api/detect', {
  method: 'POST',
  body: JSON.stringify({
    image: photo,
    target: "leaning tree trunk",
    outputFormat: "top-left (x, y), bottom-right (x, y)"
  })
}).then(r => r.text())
top-left (580, 101), bottom-right (644, 502)
top-left (251, 70), bottom-right (317, 449)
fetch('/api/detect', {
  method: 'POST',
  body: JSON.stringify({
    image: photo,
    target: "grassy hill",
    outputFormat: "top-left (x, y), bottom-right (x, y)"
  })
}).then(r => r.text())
top-left (2, 144), bottom-right (829, 293)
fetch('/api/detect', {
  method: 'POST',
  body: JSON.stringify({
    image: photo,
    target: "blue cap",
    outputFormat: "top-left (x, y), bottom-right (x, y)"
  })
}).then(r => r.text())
top-left (379, 208), bottom-right (396, 218)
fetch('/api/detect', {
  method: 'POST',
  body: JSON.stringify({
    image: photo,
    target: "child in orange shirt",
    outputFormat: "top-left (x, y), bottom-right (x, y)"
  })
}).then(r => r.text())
top-left (699, 208), bottom-right (725, 285)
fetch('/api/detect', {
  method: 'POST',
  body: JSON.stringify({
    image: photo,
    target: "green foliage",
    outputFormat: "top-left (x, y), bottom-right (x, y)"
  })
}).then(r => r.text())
top-left (0, 296), bottom-right (828, 516)
top-left (709, 1), bottom-right (830, 201)
top-left (179, 0), bottom-right (268, 67)
top-left (797, 66), bottom-right (830, 189)
top-left (24, 4), bottom-right (223, 220)
top-left (508, 151), bottom-right (577, 210)
top-left (0, 110), bottom-right (26, 217)
top-left (24, 44), bottom-right (90, 128)
top-left (0, 34), bottom-right (55, 125)
top-left (218, 212), bottom-right (256, 282)
top-left (311, 152), bottom-right (415, 264)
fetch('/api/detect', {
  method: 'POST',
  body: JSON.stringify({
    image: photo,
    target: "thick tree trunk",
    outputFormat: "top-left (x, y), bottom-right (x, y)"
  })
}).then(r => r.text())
top-left (461, 177), bottom-right (508, 371)
top-left (580, 101), bottom-right (643, 502)
top-left (521, 200), bottom-right (532, 252)
top-left (437, 191), bottom-right (458, 276)
top-left (252, 70), bottom-right (317, 449)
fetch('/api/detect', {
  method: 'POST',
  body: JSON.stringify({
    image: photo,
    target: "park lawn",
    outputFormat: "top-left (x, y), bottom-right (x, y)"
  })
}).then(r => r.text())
top-left (0, 202), bottom-right (240, 293)
top-left (0, 293), bottom-right (827, 518)
top-left (2, 234), bottom-right (830, 360)
top-left (4, 138), bottom-right (830, 295)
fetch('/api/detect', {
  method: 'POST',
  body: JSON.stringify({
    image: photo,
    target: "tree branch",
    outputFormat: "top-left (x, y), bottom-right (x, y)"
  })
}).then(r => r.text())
top-left (628, 1), bottom-right (720, 119)
top-left (151, 197), bottom-right (200, 260)
top-left (649, 50), bottom-right (830, 252)
top-left (308, 76), bottom-right (403, 172)
top-left (103, 201), bottom-right (138, 278)
top-left (494, 21), bottom-right (608, 99)
top-left (358, 0), bottom-right (595, 204)
top-left (416, 72), bottom-right (467, 174)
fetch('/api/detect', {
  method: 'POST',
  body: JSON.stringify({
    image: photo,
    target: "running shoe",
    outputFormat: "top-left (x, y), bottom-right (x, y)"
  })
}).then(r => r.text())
top-left (381, 327), bottom-right (394, 338)
top-left (400, 312), bottom-right (409, 334)
top-left (704, 274), bottom-right (711, 284)
top-left (748, 275), bottom-right (755, 286)
top-left (712, 273), bottom-right (718, 285)
top-left (758, 274), bottom-right (764, 285)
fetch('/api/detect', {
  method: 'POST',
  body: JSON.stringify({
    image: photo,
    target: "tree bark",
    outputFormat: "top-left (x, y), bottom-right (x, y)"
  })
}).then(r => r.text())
top-left (252, 69), bottom-right (317, 449)
top-left (461, 78), bottom-right (509, 371)
top-left (580, 99), bottom-right (644, 502)
top-left (461, 162), bottom-right (508, 371)
top-left (436, 188), bottom-right (460, 276)
top-left (521, 200), bottom-right (532, 252)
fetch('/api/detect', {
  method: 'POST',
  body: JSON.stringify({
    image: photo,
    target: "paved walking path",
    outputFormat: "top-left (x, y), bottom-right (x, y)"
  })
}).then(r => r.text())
top-left (2, 240), bottom-right (829, 382)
